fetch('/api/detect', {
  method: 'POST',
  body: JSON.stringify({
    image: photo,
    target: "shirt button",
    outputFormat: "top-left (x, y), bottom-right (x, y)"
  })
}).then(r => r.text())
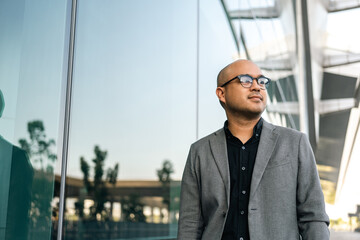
top-left (242, 190), bottom-right (246, 194)
top-left (240, 237), bottom-right (244, 240)
top-left (241, 211), bottom-right (245, 215)
top-left (242, 146), bottom-right (245, 150)
top-left (241, 167), bottom-right (245, 170)
top-left (256, 134), bottom-right (259, 137)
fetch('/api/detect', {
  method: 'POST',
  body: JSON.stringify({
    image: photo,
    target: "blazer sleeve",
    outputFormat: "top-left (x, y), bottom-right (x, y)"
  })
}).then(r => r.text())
top-left (177, 145), bottom-right (204, 240)
top-left (296, 133), bottom-right (330, 240)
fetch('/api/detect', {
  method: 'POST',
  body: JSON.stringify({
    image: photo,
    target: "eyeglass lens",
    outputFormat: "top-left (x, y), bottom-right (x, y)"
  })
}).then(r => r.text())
top-left (240, 75), bottom-right (269, 89)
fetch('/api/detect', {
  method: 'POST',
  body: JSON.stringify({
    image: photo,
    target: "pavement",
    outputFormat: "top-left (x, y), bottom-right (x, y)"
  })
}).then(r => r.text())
top-left (330, 230), bottom-right (360, 240)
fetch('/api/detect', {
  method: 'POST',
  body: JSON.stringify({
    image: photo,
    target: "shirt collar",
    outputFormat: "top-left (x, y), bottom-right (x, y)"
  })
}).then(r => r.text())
top-left (224, 118), bottom-right (263, 141)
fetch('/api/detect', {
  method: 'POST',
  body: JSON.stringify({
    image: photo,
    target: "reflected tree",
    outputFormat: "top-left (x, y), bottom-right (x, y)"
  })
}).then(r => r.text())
top-left (157, 160), bottom-right (174, 207)
top-left (121, 194), bottom-right (146, 223)
top-left (76, 145), bottom-right (119, 221)
top-left (106, 162), bottom-right (119, 219)
top-left (18, 120), bottom-right (57, 238)
top-left (19, 120), bottom-right (57, 171)
top-left (106, 163), bottom-right (119, 186)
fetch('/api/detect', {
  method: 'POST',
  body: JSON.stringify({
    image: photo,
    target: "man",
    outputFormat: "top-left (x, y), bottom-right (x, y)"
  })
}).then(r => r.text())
top-left (177, 60), bottom-right (329, 240)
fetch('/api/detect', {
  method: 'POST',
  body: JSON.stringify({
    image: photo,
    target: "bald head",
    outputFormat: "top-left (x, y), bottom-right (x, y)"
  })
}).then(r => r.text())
top-left (217, 59), bottom-right (262, 87)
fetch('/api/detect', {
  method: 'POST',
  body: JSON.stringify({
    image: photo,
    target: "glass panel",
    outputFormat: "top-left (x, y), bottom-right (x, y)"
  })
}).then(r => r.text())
top-left (0, 0), bottom-right (69, 239)
top-left (224, 0), bottom-right (275, 10)
top-left (325, 8), bottom-right (360, 76)
top-left (241, 19), bottom-right (290, 61)
top-left (64, 0), bottom-right (197, 239)
top-left (198, 0), bottom-right (238, 137)
top-left (327, 8), bottom-right (360, 53)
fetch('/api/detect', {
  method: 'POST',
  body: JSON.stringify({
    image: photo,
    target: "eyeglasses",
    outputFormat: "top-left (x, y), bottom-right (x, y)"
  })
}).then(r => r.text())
top-left (221, 74), bottom-right (271, 90)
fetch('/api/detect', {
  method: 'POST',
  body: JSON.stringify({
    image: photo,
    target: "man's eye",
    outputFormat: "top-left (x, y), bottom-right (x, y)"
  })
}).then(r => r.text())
top-left (242, 77), bottom-right (252, 83)
top-left (258, 78), bottom-right (267, 85)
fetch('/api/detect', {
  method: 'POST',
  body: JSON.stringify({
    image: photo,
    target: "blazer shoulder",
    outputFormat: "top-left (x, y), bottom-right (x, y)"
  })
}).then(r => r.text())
top-left (191, 128), bottom-right (224, 149)
top-left (264, 121), bottom-right (304, 139)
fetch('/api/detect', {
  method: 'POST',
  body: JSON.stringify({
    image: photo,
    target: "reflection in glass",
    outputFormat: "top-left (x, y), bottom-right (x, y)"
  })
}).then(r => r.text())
top-left (0, 0), bottom-right (69, 239)
top-left (64, 0), bottom-right (197, 239)
top-left (18, 120), bottom-right (58, 239)
top-left (0, 90), bottom-right (33, 240)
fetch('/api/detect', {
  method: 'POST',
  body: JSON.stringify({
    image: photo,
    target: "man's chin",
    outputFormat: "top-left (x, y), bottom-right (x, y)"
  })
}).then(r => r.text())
top-left (226, 104), bottom-right (266, 118)
top-left (246, 106), bottom-right (267, 118)
top-left (231, 110), bottom-right (264, 120)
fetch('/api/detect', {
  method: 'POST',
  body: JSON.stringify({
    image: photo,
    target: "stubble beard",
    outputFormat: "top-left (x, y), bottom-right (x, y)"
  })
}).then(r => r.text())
top-left (226, 101), bottom-right (266, 120)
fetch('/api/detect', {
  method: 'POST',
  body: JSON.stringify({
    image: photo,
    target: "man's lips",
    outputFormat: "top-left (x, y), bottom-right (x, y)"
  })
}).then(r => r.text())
top-left (248, 94), bottom-right (263, 100)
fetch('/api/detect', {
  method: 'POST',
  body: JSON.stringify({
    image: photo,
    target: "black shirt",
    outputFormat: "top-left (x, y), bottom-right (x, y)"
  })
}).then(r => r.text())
top-left (221, 118), bottom-right (263, 240)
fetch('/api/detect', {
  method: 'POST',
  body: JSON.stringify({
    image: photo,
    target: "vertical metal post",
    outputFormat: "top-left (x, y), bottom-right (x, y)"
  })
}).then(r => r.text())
top-left (196, 0), bottom-right (200, 140)
top-left (296, 0), bottom-right (316, 149)
top-left (57, 0), bottom-right (77, 239)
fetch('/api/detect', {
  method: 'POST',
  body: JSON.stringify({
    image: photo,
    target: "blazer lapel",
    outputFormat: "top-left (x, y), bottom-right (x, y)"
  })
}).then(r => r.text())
top-left (209, 129), bottom-right (230, 206)
top-left (250, 121), bottom-right (279, 199)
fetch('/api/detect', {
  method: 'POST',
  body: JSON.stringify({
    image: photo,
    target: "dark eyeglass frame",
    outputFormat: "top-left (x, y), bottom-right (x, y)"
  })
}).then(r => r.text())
top-left (220, 74), bottom-right (271, 90)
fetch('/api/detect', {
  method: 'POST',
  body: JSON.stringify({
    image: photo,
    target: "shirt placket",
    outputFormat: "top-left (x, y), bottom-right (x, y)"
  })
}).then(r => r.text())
top-left (238, 143), bottom-right (248, 240)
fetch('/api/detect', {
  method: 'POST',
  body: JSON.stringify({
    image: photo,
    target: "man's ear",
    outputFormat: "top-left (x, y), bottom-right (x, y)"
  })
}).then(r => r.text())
top-left (216, 87), bottom-right (226, 105)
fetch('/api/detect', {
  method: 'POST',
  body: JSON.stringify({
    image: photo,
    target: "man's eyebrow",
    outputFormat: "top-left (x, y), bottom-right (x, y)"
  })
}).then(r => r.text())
top-left (243, 74), bottom-right (264, 78)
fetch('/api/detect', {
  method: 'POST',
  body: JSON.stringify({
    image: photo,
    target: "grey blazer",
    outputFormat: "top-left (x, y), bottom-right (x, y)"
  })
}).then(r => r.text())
top-left (178, 120), bottom-right (329, 240)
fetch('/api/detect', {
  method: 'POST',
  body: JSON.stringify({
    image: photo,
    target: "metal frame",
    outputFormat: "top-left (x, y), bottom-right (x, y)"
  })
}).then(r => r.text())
top-left (323, 52), bottom-right (360, 68)
top-left (327, 0), bottom-right (360, 12)
top-left (296, 0), bottom-right (317, 149)
top-left (220, 0), bottom-right (250, 58)
top-left (228, 6), bottom-right (279, 19)
top-left (196, 0), bottom-right (200, 140)
top-left (57, 0), bottom-right (77, 239)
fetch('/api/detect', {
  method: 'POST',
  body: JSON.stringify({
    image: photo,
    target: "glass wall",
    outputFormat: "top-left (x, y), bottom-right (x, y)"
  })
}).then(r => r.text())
top-left (0, 0), bottom-right (70, 239)
top-left (62, 0), bottom-right (233, 239)
top-left (198, 0), bottom-right (237, 137)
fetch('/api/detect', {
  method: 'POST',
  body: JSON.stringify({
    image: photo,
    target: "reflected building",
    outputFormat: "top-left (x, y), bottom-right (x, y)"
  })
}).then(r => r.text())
top-left (57, 175), bottom-right (180, 239)
top-left (60, 175), bottom-right (180, 222)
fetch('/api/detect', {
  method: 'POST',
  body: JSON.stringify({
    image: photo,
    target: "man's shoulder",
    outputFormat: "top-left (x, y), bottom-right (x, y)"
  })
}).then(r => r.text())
top-left (264, 121), bottom-right (305, 139)
top-left (190, 128), bottom-right (224, 149)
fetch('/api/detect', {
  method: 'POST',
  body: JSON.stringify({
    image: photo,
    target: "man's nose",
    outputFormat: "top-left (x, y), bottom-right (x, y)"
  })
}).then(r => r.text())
top-left (250, 79), bottom-right (261, 91)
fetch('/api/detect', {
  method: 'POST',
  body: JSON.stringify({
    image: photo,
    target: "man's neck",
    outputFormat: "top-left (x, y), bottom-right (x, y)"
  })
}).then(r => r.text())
top-left (227, 116), bottom-right (261, 143)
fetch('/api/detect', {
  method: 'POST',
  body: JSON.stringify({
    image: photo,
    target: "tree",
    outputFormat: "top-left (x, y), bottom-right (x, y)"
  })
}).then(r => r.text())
top-left (106, 163), bottom-right (119, 219)
top-left (77, 145), bottom-right (119, 221)
top-left (91, 146), bottom-right (107, 217)
top-left (106, 163), bottom-right (119, 186)
top-left (121, 194), bottom-right (146, 223)
top-left (18, 120), bottom-right (57, 239)
top-left (157, 160), bottom-right (174, 207)
top-left (19, 120), bottom-right (57, 171)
